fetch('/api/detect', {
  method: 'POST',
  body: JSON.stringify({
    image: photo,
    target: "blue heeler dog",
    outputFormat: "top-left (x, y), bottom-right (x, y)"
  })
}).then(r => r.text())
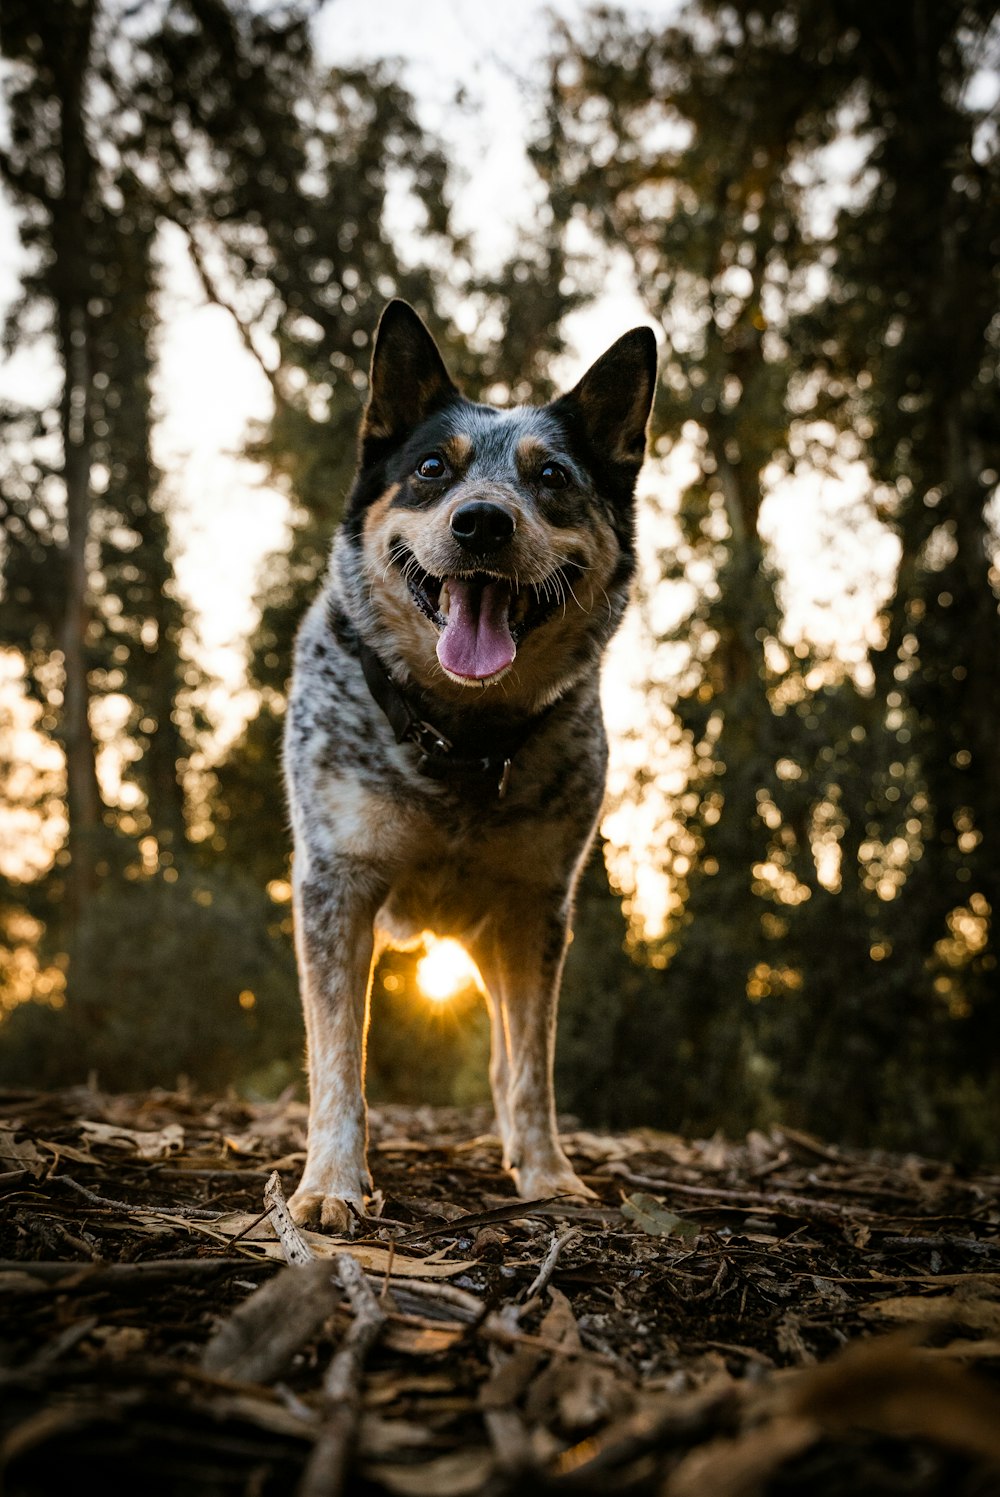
top-left (285, 301), bottom-right (656, 1231)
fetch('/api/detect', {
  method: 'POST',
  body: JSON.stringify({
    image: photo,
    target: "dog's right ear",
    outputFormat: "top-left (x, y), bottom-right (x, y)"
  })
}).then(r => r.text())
top-left (360, 301), bottom-right (458, 460)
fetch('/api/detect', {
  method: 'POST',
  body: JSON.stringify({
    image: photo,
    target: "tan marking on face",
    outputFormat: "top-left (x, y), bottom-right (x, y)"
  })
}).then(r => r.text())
top-left (443, 433), bottom-right (472, 468)
top-left (516, 435), bottom-right (549, 467)
top-left (361, 483), bottom-right (401, 543)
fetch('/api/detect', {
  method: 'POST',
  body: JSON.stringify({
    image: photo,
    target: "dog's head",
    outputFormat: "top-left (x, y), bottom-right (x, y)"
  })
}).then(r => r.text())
top-left (338, 301), bottom-right (656, 710)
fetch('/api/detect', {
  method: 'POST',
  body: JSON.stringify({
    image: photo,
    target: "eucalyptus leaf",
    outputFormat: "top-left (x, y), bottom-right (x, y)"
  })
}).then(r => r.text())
top-left (621, 1193), bottom-right (700, 1243)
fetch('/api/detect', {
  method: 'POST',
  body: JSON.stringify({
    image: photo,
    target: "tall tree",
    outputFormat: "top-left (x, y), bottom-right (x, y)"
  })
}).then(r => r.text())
top-left (793, 0), bottom-right (1000, 1148)
top-left (1, 0), bottom-right (105, 922)
top-left (535, 0), bottom-right (1000, 1148)
top-left (535, 3), bottom-right (837, 1128)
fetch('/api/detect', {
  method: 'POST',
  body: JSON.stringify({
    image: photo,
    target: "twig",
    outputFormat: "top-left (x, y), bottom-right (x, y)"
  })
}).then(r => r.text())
top-left (398, 1195), bottom-right (565, 1243)
top-left (297, 1253), bottom-right (386, 1497)
top-left (605, 1163), bottom-right (856, 1221)
top-left (522, 1227), bottom-right (583, 1305)
top-left (47, 1175), bottom-right (221, 1220)
top-left (383, 1277), bottom-right (484, 1322)
top-left (229, 1206), bottom-right (275, 1245)
top-left (263, 1172), bottom-right (315, 1266)
top-left (182, 222), bottom-right (282, 401)
top-left (0, 1258), bottom-right (273, 1291)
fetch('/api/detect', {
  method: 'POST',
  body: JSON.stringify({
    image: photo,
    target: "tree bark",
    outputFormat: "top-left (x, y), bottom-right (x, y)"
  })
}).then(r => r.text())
top-left (53, 0), bottom-right (102, 925)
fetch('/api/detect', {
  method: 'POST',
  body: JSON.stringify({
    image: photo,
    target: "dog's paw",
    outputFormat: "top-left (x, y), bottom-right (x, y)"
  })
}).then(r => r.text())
top-left (287, 1186), bottom-right (366, 1235)
top-left (513, 1165), bottom-right (598, 1202)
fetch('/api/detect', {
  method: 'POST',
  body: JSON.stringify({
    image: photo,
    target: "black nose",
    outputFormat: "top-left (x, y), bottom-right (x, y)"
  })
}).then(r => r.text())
top-left (450, 501), bottom-right (516, 552)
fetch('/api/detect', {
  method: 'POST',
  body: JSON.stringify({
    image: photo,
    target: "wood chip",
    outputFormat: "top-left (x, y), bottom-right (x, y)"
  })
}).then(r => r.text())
top-left (263, 1171), bottom-right (315, 1265)
top-left (201, 1260), bottom-right (341, 1382)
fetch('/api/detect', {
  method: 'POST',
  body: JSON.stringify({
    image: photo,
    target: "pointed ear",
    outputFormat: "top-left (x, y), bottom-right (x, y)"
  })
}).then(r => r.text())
top-left (556, 327), bottom-right (657, 467)
top-left (361, 301), bottom-right (458, 456)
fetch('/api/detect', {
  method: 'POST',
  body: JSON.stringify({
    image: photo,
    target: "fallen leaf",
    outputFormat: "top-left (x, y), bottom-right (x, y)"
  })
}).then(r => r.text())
top-left (367, 1448), bottom-right (493, 1497)
top-left (789, 1333), bottom-right (1000, 1462)
top-left (0, 1129), bottom-right (45, 1177)
top-left (35, 1139), bottom-right (97, 1166)
top-left (562, 1130), bottom-right (632, 1163)
top-left (383, 1321), bottom-right (466, 1355)
top-left (223, 1132), bottom-right (263, 1157)
top-left (621, 1193), bottom-right (700, 1243)
top-left (211, 1211), bottom-right (476, 1278)
top-left (862, 1292), bottom-right (1000, 1334)
top-left (78, 1120), bottom-right (185, 1160)
top-left (665, 1414), bottom-right (819, 1497)
top-left (88, 1325), bottom-right (147, 1358)
top-left (358, 1414), bottom-right (434, 1457)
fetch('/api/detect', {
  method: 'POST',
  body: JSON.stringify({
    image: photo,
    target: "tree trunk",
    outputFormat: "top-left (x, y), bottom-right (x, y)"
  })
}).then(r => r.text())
top-left (54, 0), bottom-right (102, 927)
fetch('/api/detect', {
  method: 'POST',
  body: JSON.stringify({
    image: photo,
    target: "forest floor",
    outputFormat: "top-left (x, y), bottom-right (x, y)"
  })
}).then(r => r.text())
top-left (1, 1086), bottom-right (1000, 1496)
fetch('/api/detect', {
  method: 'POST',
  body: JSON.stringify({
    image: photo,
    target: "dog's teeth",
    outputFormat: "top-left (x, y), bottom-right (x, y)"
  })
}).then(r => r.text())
top-left (439, 582), bottom-right (451, 618)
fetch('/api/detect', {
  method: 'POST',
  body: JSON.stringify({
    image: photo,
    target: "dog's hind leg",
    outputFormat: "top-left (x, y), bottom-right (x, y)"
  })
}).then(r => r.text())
top-left (288, 857), bottom-right (386, 1234)
top-left (480, 983), bottom-right (513, 1168)
top-left (473, 898), bottom-right (596, 1202)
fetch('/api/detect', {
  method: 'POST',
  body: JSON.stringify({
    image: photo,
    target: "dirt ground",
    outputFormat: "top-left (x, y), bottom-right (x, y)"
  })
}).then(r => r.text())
top-left (2, 1085), bottom-right (999, 1495)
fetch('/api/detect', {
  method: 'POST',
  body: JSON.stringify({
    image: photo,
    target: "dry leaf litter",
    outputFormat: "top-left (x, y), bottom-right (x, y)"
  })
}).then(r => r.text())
top-left (1, 1085), bottom-right (999, 1495)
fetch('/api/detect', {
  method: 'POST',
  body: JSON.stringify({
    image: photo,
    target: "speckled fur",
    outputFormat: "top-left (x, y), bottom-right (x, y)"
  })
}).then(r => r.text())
top-left (285, 302), bottom-right (656, 1231)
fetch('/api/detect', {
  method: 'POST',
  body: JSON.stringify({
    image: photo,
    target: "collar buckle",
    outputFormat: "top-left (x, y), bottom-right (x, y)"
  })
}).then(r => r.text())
top-left (409, 719), bottom-right (453, 759)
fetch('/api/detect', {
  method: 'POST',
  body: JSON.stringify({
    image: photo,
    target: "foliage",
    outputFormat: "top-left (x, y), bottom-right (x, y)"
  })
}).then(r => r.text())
top-left (367, 951), bottom-right (491, 1110)
top-left (537, 0), bottom-right (1000, 1151)
top-left (0, 858), bottom-right (300, 1093)
top-left (0, 1), bottom-right (200, 883)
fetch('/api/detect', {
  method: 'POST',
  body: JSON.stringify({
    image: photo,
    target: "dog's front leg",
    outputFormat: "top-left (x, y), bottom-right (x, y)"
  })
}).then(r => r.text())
top-left (474, 897), bottom-right (595, 1202)
top-left (288, 858), bottom-right (385, 1233)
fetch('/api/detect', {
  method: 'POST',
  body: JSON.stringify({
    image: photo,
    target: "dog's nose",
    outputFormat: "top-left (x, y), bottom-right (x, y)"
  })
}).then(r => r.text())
top-left (450, 501), bottom-right (515, 552)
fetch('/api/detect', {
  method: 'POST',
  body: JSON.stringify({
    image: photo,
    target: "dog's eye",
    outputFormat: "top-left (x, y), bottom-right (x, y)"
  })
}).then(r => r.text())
top-left (539, 462), bottom-right (569, 489)
top-left (416, 453), bottom-right (447, 481)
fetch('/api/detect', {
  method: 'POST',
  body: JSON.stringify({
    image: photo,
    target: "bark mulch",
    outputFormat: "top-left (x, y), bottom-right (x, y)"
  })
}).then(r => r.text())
top-left (2, 1085), bottom-right (999, 1495)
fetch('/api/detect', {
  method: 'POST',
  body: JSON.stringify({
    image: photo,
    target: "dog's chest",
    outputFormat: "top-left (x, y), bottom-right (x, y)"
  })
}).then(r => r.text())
top-left (308, 764), bottom-right (573, 888)
top-left (287, 597), bottom-right (607, 929)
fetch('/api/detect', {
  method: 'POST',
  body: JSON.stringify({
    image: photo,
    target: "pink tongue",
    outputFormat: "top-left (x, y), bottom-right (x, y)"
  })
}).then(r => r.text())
top-left (437, 577), bottom-right (516, 680)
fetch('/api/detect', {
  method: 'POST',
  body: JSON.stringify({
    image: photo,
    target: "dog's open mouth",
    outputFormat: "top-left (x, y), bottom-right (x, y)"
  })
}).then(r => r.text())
top-left (394, 547), bottom-right (572, 683)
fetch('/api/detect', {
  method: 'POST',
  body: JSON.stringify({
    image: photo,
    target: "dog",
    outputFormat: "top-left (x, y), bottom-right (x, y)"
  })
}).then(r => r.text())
top-left (285, 301), bottom-right (656, 1230)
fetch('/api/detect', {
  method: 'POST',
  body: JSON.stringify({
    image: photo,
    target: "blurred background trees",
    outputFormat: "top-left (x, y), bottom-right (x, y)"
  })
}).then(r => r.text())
top-left (1, 0), bottom-right (997, 1158)
top-left (536, 0), bottom-right (1000, 1156)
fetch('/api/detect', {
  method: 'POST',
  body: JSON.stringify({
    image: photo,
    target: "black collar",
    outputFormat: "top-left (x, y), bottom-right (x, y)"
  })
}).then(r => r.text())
top-left (356, 639), bottom-right (549, 799)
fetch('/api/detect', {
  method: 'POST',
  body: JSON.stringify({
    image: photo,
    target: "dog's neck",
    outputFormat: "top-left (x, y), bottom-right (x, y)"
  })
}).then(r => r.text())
top-left (353, 634), bottom-right (558, 799)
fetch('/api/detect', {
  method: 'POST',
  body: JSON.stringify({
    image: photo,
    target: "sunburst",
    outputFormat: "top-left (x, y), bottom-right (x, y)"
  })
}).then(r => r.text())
top-left (415, 937), bottom-right (480, 1004)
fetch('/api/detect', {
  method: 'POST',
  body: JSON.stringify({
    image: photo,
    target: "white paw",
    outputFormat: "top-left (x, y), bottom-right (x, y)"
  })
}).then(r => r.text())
top-left (288, 1172), bottom-right (371, 1235)
top-left (513, 1164), bottom-right (598, 1202)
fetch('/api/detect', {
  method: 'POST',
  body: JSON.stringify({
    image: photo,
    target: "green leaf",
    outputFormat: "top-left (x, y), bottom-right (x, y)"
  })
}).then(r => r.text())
top-left (621, 1192), bottom-right (700, 1243)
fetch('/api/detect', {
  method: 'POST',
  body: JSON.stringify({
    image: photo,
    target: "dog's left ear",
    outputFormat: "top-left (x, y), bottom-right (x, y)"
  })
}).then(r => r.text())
top-left (361, 300), bottom-right (458, 457)
top-left (555, 327), bottom-right (657, 467)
